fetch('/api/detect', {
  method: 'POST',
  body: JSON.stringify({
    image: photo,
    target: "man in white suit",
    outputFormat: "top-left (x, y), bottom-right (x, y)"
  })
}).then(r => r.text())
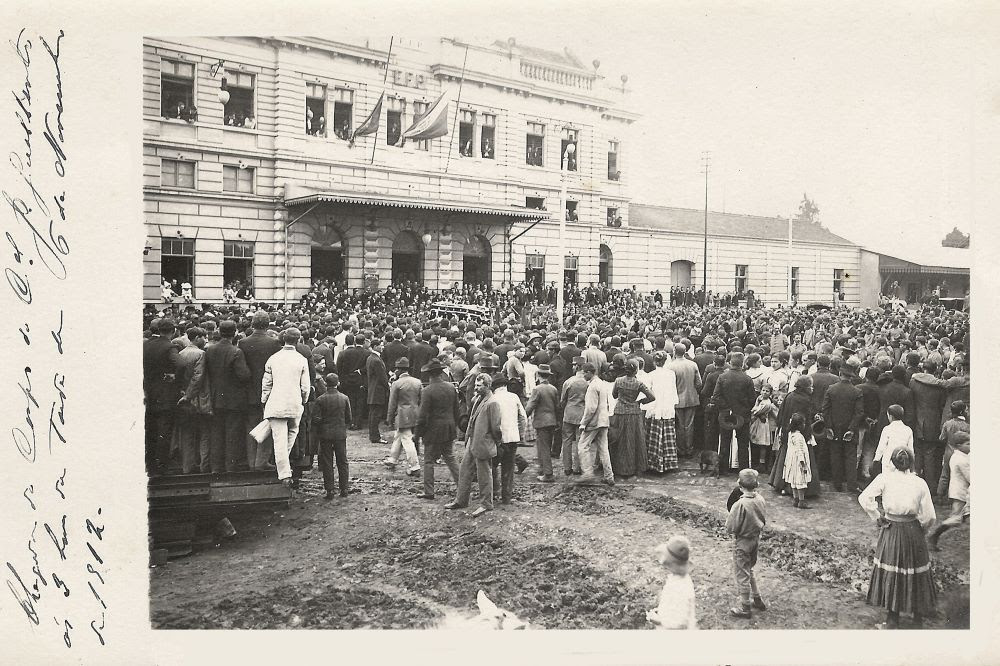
top-left (262, 328), bottom-right (311, 485)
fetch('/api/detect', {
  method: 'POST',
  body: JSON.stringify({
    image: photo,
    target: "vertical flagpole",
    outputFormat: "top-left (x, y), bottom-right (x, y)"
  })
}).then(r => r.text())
top-left (444, 44), bottom-right (469, 174)
top-left (370, 36), bottom-right (394, 166)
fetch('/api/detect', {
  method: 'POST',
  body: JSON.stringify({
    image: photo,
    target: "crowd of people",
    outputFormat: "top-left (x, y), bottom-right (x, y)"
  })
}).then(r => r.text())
top-left (145, 281), bottom-right (970, 626)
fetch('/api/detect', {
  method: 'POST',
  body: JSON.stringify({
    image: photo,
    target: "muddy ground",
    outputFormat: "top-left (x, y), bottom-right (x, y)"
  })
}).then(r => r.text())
top-left (150, 432), bottom-right (970, 630)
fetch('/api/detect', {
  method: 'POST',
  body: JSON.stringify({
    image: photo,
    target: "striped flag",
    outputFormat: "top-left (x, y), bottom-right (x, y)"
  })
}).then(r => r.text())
top-left (403, 90), bottom-right (450, 141)
top-left (350, 91), bottom-right (384, 144)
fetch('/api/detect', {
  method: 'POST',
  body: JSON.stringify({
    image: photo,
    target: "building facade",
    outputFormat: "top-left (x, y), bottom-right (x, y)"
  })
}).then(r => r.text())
top-left (143, 35), bottom-right (863, 307)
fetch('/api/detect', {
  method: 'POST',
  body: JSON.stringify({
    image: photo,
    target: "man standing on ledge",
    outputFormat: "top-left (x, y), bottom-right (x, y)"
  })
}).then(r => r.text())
top-left (262, 327), bottom-right (311, 488)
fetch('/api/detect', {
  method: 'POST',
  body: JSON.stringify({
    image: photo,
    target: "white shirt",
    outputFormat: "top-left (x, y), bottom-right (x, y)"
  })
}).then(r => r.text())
top-left (492, 387), bottom-right (527, 444)
top-left (948, 450), bottom-right (970, 503)
top-left (874, 420), bottom-right (915, 470)
top-left (648, 573), bottom-right (697, 630)
top-left (859, 468), bottom-right (936, 529)
top-left (642, 366), bottom-right (679, 420)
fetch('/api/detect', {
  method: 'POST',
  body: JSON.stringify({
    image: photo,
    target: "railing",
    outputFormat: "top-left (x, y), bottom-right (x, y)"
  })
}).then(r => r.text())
top-left (520, 62), bottom-right (593, 90)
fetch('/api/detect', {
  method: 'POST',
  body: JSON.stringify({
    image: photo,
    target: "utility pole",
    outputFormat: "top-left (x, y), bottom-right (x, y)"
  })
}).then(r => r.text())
top-left (701, 152), bottom-right (711, 296)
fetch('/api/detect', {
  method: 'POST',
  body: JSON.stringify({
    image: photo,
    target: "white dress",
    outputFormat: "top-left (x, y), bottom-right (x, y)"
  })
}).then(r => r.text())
top-left (782, 431), bottom-right (812, 489)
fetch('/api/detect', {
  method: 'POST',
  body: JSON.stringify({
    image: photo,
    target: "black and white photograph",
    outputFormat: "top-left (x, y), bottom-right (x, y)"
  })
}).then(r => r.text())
top-left (2, 1), bottom-right (998, 663)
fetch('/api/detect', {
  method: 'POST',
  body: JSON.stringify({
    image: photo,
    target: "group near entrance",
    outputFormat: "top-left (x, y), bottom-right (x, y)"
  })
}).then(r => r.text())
top-left (142, 34), bottom-right (971, 632)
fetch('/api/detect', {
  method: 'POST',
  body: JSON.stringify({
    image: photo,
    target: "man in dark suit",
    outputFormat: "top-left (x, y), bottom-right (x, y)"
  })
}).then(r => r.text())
top-left (821, 368), bottom-right (864, 492)
top-left (415, 358), bottom-right (461, 499)
top-left (204, 320), bottom-right (251, 472)
top-left (143, 318), bottom-right (181, 475)
top-left (700, 354), bottom-right (727, 453)
top-left (525, 364), bottom-right (560, 481)
top-left (407, 330), bottom-right (438, 383)
top-left (709, 352), bottom-right (756, 474)
top-left (559, 333), bottom-right (585, 369)
top-left (809, 354), bottom-right (840, 480)
top-left (876, 366), bottom-right (916, 434)
top-left (366, 338), bottom-right (390, 444)
top-left (909, 360), bottom-right (947, 491)
top-left (311, 329), bottom-right (336, 374)
top-left (336, 333), bottom-right (367, 429)
top-left (238, 312), bottom-right (282, 469)
top-left (381, 328), bottom-right (408, 371)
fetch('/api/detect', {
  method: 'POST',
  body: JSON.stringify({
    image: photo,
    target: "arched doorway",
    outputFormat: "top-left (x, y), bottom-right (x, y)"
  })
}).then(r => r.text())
top-left (463, 235), bottom-right (492, 287)
top-left (392, 230), bottom-right (424, 284)
top-left (670, 260), bottom-right (693, 288)
top-left (310, 227), bottom-right (346, 286)
top-left (599, 244), bottom-right (613, 286)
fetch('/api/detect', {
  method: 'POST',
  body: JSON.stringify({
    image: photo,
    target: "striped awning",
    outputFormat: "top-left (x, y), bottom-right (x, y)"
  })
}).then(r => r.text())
top-left (881, 266), bottom-right (969, 276)
top-left (285, 191), bottom-right (551, 220)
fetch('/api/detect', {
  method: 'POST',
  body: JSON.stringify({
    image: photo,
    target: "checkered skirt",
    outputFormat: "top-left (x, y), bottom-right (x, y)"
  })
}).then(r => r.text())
top-left (645, 417), bottom-right (678, 472)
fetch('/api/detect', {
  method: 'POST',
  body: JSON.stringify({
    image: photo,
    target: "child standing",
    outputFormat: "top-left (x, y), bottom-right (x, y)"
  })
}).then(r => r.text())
top-left (726, 468), bottom-right (767, 619)
top-left (312, 373), bottom-right (352, 500)
top-left (749, 384), bottom-right (779, 471)
top-left (936, 401), bottom-right (970, 497)
top-left (928, 434), bottom-right (970, 550)
top-left (782, 412), bottom-right (813, 509)
top-left (646, 535), bottom-right (697, 630)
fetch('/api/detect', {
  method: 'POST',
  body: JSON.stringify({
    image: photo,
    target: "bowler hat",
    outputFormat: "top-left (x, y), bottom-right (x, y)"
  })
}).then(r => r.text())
top-left (536, 364), bottom-right (552, 376)
top-left (421, 358), bottom-right (446, 374)
top-left (718, 409), bottom-right (746, 431)
top-left (477, 356), bottom-right (497, 369)
top-left (395, 358), bottom-right (410, 369)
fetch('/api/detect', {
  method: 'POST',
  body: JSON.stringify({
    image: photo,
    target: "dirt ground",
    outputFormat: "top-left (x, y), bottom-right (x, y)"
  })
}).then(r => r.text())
top-left (150, 431), bottom-right (970, 630)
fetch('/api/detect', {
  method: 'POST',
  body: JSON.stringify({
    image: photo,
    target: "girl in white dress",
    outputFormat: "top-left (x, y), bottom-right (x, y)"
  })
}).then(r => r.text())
top-left (782, 412), bottom-right (813, 509)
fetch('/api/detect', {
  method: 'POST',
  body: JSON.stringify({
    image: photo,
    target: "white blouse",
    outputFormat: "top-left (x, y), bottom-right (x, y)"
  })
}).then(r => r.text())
top-left (648, 573), bottom-right (697, 630)
top-left (858, 468), bottom-right (936, 529)
top-left (641, 367), bottom-right (679, 420)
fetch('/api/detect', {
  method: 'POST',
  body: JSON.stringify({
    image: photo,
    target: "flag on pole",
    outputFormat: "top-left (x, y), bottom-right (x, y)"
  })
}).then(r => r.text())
top-left (350, 91), bottom-right (384, 144)
top-left (403, 90), bottom-right (450, 141)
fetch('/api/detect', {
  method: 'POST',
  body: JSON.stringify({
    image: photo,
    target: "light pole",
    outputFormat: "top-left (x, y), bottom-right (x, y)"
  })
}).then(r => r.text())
top-left (787, 214), bottom-right (794, 307)
top-left (556, 142), bottom-right (576, 326)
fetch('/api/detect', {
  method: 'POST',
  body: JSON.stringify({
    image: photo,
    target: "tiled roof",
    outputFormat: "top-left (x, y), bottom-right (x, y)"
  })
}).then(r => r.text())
top-left (491, 40), bottom-right (585, 70)
top-left (627, 203), bottom-right (856, 247)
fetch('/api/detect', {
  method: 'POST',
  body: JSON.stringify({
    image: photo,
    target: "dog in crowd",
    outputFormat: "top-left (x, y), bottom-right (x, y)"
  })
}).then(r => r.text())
top-left (700, 450), bottom-right (720, 477)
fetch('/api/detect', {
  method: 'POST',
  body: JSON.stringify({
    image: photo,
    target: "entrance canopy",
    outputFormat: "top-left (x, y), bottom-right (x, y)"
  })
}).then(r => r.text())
top-left (286, 190), bottom-right (552, 220)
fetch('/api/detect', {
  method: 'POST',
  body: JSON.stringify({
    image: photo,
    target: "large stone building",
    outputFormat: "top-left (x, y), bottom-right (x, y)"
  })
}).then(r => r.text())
top-left (143, 35), bottom-right (865, 307)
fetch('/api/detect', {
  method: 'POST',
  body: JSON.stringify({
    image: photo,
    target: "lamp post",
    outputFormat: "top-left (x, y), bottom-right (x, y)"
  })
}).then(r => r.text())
top-left (556, 142), bottom-right (576, 326)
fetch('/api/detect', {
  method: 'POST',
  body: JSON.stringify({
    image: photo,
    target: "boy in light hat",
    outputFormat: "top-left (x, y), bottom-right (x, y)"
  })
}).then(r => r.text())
top-left (726, 468), bottom-right (767, 619)
top-left (646, 535), bottom-right (697, 629)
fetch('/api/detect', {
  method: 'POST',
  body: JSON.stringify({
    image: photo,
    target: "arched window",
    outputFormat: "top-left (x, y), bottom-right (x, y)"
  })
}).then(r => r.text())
top-left (599, 244), bottom-right (613, 286)
top-left (392, 230), bottom-right (424, 284)
top-left (462, 235), bottom-right (492, 287)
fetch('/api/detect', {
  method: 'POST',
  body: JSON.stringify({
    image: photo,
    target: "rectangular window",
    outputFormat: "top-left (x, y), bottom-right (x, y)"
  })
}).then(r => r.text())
top-left (735, 264), bottom-right (748, 294)
top-left (608, 140), bottom-right (620, 180)
top-left (791, 266), bottom-right (800, 298)
top-left (561, 128), bottom-right (579, 171)
top-left (223, 241), bottom-right (255, 291)
top-left (525, 253), bottom-right (545, 289)
top-left (223, 70), bottom-right (256, 128)
top-left (459, 109), bottom-right (476, 157)
top-left (833, 268), bottom-right (844, 295)
top-left (160, 59), bottom-right (196, 120)
top-left (161, 159), bottom-right (195, 189)
top-left (411, 100), bottom-right (429, 150)
top-left (565, 200), bottom-right (579, 222)
top-left (525, 196), bottom-right (545, 210)
top-left (607, 207), bottom-right (621, 227)
top-left (526, 122), bottom-right (544, 166)
top-left (161, 237), bottom-right (195, 291)
top-left (222, 165), bottom-right (255, 194)
top-left (386, 97), bottom-right (405, 146)
top-left (564, 255), bottom-right (579, 286)
top-left (306, 82), bottom-right (327, 136)
top-left (481, 113), bottom-right (496, 159)
top-left (333, 88), bottom-right (353, 140)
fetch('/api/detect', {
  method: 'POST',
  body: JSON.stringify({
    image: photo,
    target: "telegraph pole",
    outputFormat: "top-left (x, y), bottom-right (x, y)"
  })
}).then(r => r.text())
top-left (701, 152), bottom-right (711, 296)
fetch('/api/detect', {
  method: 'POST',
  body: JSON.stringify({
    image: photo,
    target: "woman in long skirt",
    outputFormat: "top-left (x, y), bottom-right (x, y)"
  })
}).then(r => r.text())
top-left (858, 446), bottom-right (937, 628)
top-left (610, 359), bottom-right (655, 479)
top-left (642, 351), bottom-right (679, 472)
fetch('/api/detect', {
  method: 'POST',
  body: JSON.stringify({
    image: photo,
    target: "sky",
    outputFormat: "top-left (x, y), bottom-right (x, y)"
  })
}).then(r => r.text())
top-left (319, 0), bottom-right (996, 259)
